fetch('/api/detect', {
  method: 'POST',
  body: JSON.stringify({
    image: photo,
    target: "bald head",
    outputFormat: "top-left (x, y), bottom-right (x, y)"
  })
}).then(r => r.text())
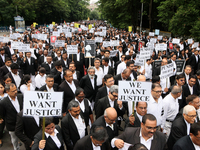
top-left (104, 107), bottom-right (117, 125)
top-left (137, 75), bottom-right (146, 81)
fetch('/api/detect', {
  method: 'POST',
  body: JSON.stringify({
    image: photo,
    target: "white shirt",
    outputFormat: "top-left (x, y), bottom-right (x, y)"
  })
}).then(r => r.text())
top-left (162, 93), bottom-right (179, 132)
top-left (144, 63), bottom-right (152, 79)
top-left (195, 55), bottom-right (199, 63)
top-left (27, 57), bottom-right (31, 64)
top-left (11, 72), bottom-right (21, 88)
top-left (44, 129), bottom-right (61, 149)
top-left (106, 86), bottom-right (110, 95)
top-left (70, 114), bottom-right (86, 138)
top-left (66, 80), bottom-right (76, 94)
top-left (188, 84), bottom-right (193, 94)
top-left (0, 54), bottom-right (5, 62)
top-left (139, 129), bottom-right (154, 150)
top-left (136, 111), bottom-right (143, 123)
top-left (0, 93), bottom-right (7, 101)
top-left (117, 61), bottom-right (126, 75)
top-left (184, 118), bottom-right (191, 135)
top-left (130, 73), bottom-right (135, 81)
top-left (77, 53), bottom-right (80, 61)
top-left (171, 60), bottom-right (177, 75)
top-left (103, 66), bottom-right (109, 75)
top-left (57, 56), bottom-right (61, 60)
top-left (95, 67), bottom-right (104, 86)
top-left (108, 96), bottom-right (114, 108)
top-left (147, 94), bottom-right (163, 127)
top-left (185, 73), bottom-right (189, 84)
top-left (46, 85), bottom-right (54, 92)
top-left (106, 122), bottom-right (114, 130)
top-left (90, 77), bottom-right (95, 89)
top-left (160, 77), bottom-right (170, 94)
top-left (63, 59), bottom-right (68, 68)
top-left (73, 71), bottom-right (78, 80)
top-left (75, 98), bottom-right (91, 113)
top-left (6, 65), bottom-right (11, 72)
top-left (35, 74), bottom-right (46, 89)
top-left (191, 136), bottom-right (200, 150)
top-left (92, 142), bottom-right (101, 150)
top-left (20, 83), bottom-right (35, 95)
top-left (8, 95), bottom-right (20, 113)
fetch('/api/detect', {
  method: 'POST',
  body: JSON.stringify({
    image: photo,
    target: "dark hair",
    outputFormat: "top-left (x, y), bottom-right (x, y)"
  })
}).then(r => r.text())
top-left (197, 70), bottom-right (200, 76)
top-left (69, 62), bottom-right (76, 67)
top-left (124, 55), bottom-right (131, 61)
top-left (62, 51), bottom-right (67, 55)
top-left (3, 74), bottom-right (11, 82)
top-left (104, 50), bottom-right (110, 53)
top-left (152, 76), bottom-right (160, 83)
top-left (45, 74), bottom-right (54, 80)
top-left (176, 74), bottom-right (185, 80)
top-left (40, 117), bottom-right (54, 127)
top-left (128, 143), bottom-right (148, 150)
top-left (90, 126), bottom-right (108, 142)
top-left (39, 67), bottom-right (46, 74)
top-left (190, 122), bottom-right (200, 136)
top-left (64, 69), bottom-right (72, 77)
top-left (0, 81), bottom-right (5, 93)
top-left (142, 114), bottom-right (156, 124)
top-left (75, 88), bottom-right (84, 96)
top-left (5, 83), bottom-right (15, 92)
top-left (10, 63), bottom-right (19, 69)
top-left (151, 83), bottom-right (161, 90)
top-left (5, 57), bottom-right (11, 63)
top-left (126, 61), bottom-right (134, 67)
top-left (189, 75), bottom-right (196, 80)
top-left (186, 95), bottom-right (198, 104)
top-left (54, 60), bottom-right (62, 66)
top-left (102, 57), bottom-right (109, 63)
top-left (104, 74), bottom-right (113, 82)
top-left (19, 74), bottom-right (31, 87)
top-left (136, 101), bottom-right (147, 107)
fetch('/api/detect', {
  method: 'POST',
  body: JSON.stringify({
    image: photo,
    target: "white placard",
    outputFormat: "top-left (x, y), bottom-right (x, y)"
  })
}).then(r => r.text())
top-left (135, 55), bottom-right (145, 66)
top-left (11, 41), bottom-right (21, 49)
top-left (188, 38), bottom-right (193, 44)
top-left (118, 81), bottom-right (152, 101)
top-left (158, 36), bottom-right (163, 40)
top-left (23, 91), bottom-right (63, 117)
top-left (0, 37), bottom-right (4, 42)
top-left (66, 32), bottom-right (72, 38)
top-left (160, 63), bottom-right (174, 79)
top-left (18, 43), bottom-right (30, 52)
top-left (3, 37), bottom-right (10, 43)
top-left (110, 50), bottom-right (118, 57)
top-left (172, 38), bottom-right (180, 44)
top-left (139, 51), bottom-right (150, 59)
top-left (149, 32), bottom-right (155, 36)
top-left (55, 40), bottom-right (65, 47)
top-left (110, 40), bottom-right (119, 46)
top-left (150, 38), bottom-right (157, 43)
top-left (155, 43), bottom-right (167, 51)
top-left (95, 37), bottom-right (103, 43)
top-left (13, 33), bottom-right (21, 38)
top-left (53, 31), bottom-right (60, 37)
top-left (193, 42), bottom-right (199, 48)
top-left (103, 41), bottom-right (110, 47)
top-left (67, 45), bottom-right (78, 54)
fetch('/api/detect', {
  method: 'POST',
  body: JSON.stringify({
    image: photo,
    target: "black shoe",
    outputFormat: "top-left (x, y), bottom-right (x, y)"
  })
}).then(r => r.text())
top-left (118, 126), bottom-right (124, 131)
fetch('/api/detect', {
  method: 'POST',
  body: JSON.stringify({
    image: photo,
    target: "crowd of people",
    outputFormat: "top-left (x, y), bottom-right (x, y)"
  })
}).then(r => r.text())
top-left (0, 20), bottom-right (200, 150)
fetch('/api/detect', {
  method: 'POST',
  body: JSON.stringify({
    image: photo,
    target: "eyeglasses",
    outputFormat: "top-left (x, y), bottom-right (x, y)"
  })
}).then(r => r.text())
top-left (77, 96), bottom-right (85, 99)
top-left (106, 116), bottom-right (116, 123)
top-left (138, 107), bottom-right (147, 110)
top-left (145, 126), bottom-right (158, 130)
top-left (46, 125), bottom-right (55, 130)
top-left (152, 90), bottom-right (162, 93)
top-left (180, 80), bottom-right (185, 82)
top-left (111, 93), bottom-right (118, 98)
top-left (186, 114), bottom-right (197, 118)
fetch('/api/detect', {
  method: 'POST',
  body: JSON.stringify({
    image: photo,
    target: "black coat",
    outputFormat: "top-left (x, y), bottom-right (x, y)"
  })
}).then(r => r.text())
top-left (0, 94), bottom-right (23, 131)
top-left (38, 84), bottom-right (59, 92)
top-left (61, 58), bottom-right (71, 69)
top-left (95, 86), bottom-right (108, 109)
top-left (0, 65), bottom-right (10, 79)
top-left (61, 113), bottom-right (87, 150)
top-left (58, 80), bottom-right (79, 113)
top-left (15, 110), bottom-right (41, 150)
top-left (114, 74), bottom-right (131, 85)
top-left (6, 71), bottom-right (23, 87)
top-left (101, 65), bottom-right (115, 76)
top-left (95, 96), bottom-right (125, 119)
top-left (20, 57), bottom-right (37, 75)
top-left (74, 135), bottom-right (111, 150)
top-left (41, 62), bottom-right (55, 75)
top-left (125, 111), bottom-right (141, 128)
top-left (167, 116), bottom-right (188, 150)
top-left (50, 67), bottom-right (66, 85)
top-left (0, 54), bottom-right (8, 67)
top-left (32, 125), bottom-right (64, 150)
top-left (80, 74), bottom-right (97, 102)
top-left (173, 135), bottom-right (195, 150)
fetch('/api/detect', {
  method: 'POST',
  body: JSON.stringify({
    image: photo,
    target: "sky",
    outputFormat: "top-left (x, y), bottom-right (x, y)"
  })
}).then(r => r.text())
top-left (90, 0), bottom-right (98, 4)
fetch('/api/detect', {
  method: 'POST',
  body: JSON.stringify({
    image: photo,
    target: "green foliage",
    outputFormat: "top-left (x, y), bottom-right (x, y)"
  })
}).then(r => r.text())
top-left (0, 0), bottom-right (90, 25)
top-left (89, 10), bottom-right (100, 20)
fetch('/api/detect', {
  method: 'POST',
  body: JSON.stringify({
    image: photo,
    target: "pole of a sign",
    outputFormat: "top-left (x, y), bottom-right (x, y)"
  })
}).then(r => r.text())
top-left (72, 54), bottom-right (73, 61)
top-left (89, 57), bottom-right (91, 67)
top-left (166, 78), bottom-right (168, 88)
top-left (42, 117), bottom-right (45, 140)
top-left (132, 101), bottom-right (135, 115)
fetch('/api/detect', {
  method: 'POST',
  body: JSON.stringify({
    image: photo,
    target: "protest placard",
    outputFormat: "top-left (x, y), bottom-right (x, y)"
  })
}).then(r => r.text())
top-left (135, 55), bottom-right (145, 66)
top-left (188, 39), bottom-right (193, 44)
top-left (155, 29), bottom-right (160, 35)
top-left (67, 45), bottom-right (78, 54)
top-left (149, 32), bottom-right (154, 36)
top-left (65, 32), bottom-right (72, 38)
top-left (128, 26), bottom-right (132, 32)
top-left (158, 36), bottom-right (163, 40)
top-left (23, 91), bottom-right (63, 117)
top-left (55, 40), bottom-right (65, 47)
top-left (0, 37), bottom-right (4, 42)
top-left (53, 31), bottom-right (60, 37)
top-left (110, 40), bottom-right (119, 46)
top-left (11, 41), bottom-right (20, 49)
top-left (118, 81), bottom-right (152, 101)
top-left (150, 38), bottom-right (157, 43)
top-left (95, 37), bottom-right (103, 43)
top-left (139, 51), bottom-right (150, 60)
top-left (160, 63), bottom-right (174, 79)
top-left (103, 41), bottom-right (110, 47)
top-left (110, 50), bottom-right (118, 57)
top-left (193, 42), bottom-right (199, 48)
top-left (85, 40), bottom-right (95, 57)
top-left (175, 59), bottom-right (186, 75)
top-left (172, 38), bottom-right (180, 44)
top-left (153, 60), bottom-right (162, 69)
top-left (155, 43), bottom-right (167, 51)
top-left (18, 43), bottom-right (30, 52)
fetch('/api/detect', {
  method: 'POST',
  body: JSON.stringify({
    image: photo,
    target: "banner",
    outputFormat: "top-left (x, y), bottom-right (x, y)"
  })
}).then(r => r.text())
top-left (18, 43), bottom-right (30, 52)
top-left (67, 45), bottom-right (78, 54)
top-left (135, 55), bottom-right (145, 66)
top-left (128, 26), bottom-right (132, 32)
top-left (149, 32), bottom-right (155, 36)
top-left (118, 81), bottom-right (152, 101)
top-left (172, 38), bottom-right (180, 44)
top-left (150, 38), bottom-right (157, 43)
top-left (110, 50), bottom-right (118, 57)
top-left (103, 41), bottom-right (110, 47)
top-left (55, 40), bottom-right (65, 47)
top-left (160, 63), bottom-right (174, 79)
top-left (155, 43), bottom-right (167, 51)
top-left (110, 40), bottom-right (120, 47)
top-left (175, 59), bottom-right (186, 75)
top-left (85, 40), bottom-right (95, 57)
top-left (23, 91), bottom-right (63, 117)
top-left (95, 37), bottom-right (103, 43)
top-left (139, 51), bottom-right (150, 60)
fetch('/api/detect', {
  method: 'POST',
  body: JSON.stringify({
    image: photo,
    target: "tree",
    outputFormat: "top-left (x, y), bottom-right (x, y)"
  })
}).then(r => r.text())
top-left (89, 10), bottom-right (99, 20)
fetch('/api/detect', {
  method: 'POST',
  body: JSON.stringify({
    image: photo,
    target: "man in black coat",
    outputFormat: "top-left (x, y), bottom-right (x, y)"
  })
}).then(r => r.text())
top-left (0, 83), bottom-right (23, 150)
top-left (69, 62), bottom-right (81, 81)
top-left (37, 49), bottom-right (48, 66)
top-left (50, 60), bottom-right (66, 85)
top-left (74, 126), bottom-right (110, 150)
top-left (101, 57), bottom-right (115, 76)
top-left (112, 114), bottom-right (166, 150)
top-left (61, 51), bottom-right (71, 69)
top-left (58, 69), bottom-right (79, 115)
top-left (95, 85), bottom-right (125, 119)
top-left (39, 74), bottom-right (58, 92)
top-left (114, 68), bottom-right (131, 85)
top-left (92, 107), bottom-right (118, 150)
top-left (80, 66), bottom-right (97, 103)
top-left (0, 57), bottom-right (12, 80)
top-left (172, 122), bottom-right (200, 150)
top-left (0, 48), bottom-right (8, 67)
top-left (167, 105), bottom-right (197, 150)
top-left (15, 110), bottom-right (41, 150)
top-left (126, 60), bottom-right (137, 81)
top-left (188, 49), bottom-right (199, 74)
top-left (41, 55), bottom-right (54, 75)
top-left (20, 52), bottom-right (37, 76)
top-left (182, 75), bottom-right (199, 107)
top-left (61, 100), bottom-right (87, 150)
